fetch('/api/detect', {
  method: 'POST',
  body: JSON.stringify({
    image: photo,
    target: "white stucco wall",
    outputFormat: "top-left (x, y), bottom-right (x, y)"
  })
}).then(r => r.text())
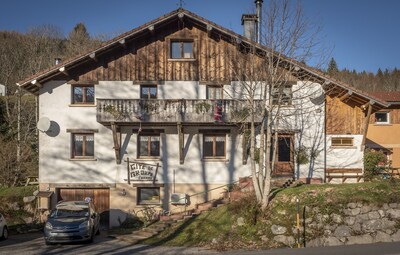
top-left (326, 135), bottom-right (364, 169)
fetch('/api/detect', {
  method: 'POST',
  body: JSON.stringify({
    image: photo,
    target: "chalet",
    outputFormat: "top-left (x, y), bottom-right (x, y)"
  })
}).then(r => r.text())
top-left (366, 92), bottom-right (400, 172)
top-left (18, 8), bottom-right (388, 228)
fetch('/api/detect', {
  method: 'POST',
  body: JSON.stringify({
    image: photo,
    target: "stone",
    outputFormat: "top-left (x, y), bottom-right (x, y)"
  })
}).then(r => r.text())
top-left (363, 219), bottom-right (383, 232)
top-left (351, 208), bottom-right (361, 216)
top-left (277, 210), bottom-right (287, 215)
top-left (355, 214), bottom-right (369, 223)
top-left (271, 225), bottom-right (287, 235)
top-left (22, 217), bottom-right (33, 224)
top-left (331, 214), bottom-right (342, 224)
top-left (23, 196), bottom-right (36, 203)
top-left (357, 202), bottom-right (363, 208)
top-left (375, 231), bottom-right (392, 243)
top-left (389, 203), bottom-right (398, 209)
top-left (344, 217), bottom-right (356, 226)
top-left (378, 210), bottom-right (386, 218)
top-left (385, 229), bottom-right (394, 235)
top-left (324, 224), bottom-right (337, 231)
top-left (391, 230), bottom-right (400, 242)
top-left (347, 203), bottom-right (357, 209)
top-left (324, 236), bottom-right (342, 246)
top-left (33, 190), bottom-right (39, 196)
top-left (324, 229), bottom-right (332, 236)
top-left (368, 211), bottom-right (381, 220)
top-left (334, 225), bottom-right (352, 238)
top-left (346, 234), bottom-right (373, 245)
top-left (305, 218), bottom-right (313, 224)
top-left (361, 205), bottom-right (371, 214)
top-left (381, 218), bottom-right (396, 230)
top-left (307, 238), bottom-right (323, 248)
top-left (212, 238), bottom-right (218, 244)
top-left (261, 235), bottom-right (269, 243)
top-left (273, 235), bottom-right (295, 246)
top-left (237, 217), bottom-right (245, 226)
top-left (342, 209), bottom-right (352, 216)
top-left (382, 203), bottom-right (390, 210)
top-left (387, 209), bottom-right (400, 219)
top-left (352, 223), bottom-right (362, 233)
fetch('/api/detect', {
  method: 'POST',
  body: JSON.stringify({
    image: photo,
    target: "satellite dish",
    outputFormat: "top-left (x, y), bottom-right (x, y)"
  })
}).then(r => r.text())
top-left (37, 117), bottom-right (51, 132)
top-left (310, 93), bottom-right (325, 105)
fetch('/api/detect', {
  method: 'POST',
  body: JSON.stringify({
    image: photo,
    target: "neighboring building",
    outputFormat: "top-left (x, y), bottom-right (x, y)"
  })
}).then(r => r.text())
top-left (0, 84), bottom-right (5, 96)
top-left (18, 8), bottom-right (387, 228)
top-left (366, 92), bottom-right (400, 169)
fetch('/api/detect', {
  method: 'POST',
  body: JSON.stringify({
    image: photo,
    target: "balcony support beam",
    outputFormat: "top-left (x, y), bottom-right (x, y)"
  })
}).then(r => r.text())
top-left (111, 122), bottom-right (121, 164)
top-left (178, 123), bottom-right (184, 164)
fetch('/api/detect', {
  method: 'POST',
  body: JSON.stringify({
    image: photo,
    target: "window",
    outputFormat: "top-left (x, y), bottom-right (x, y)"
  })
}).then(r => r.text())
top-left (203, 134), bottom-right (226, 158)
top-left (171, 41), bottom-right (193, 59)
top-left (331, 137), bottom-right (353, 147)
top-left (206, 85), bottom-right (223, 100)
top-left (138, 133), bottom-right (160, 158)
top-left (375, 112), bottom-right (389, 124)
top-left (72, 85), bottom-right (94, 104)
top-left (72, 133), bottom-right (94, 159)
top-left (140, 85), bottom-right (157, 99)
top-left (137, 187), bottom-right (160, 205)
top-left (278, 137), bottom-right (292, 162)
top-left (271, 85), bottom-right (292, 105)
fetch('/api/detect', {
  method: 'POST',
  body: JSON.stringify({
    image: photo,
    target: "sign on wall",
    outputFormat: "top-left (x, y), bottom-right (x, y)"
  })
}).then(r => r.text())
top-left (125, 158), bottom-right (159, 184)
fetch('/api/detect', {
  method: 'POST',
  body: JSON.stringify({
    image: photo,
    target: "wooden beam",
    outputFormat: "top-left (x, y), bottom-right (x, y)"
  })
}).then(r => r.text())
top-left (339, 90), bottom-right (353, 101)
top-left (361, 103), bottom-right (373, 151)
top-left (59, 66), bottom-right (68, 76)
top-left (178, 13), bottom-right (184, 19)
top-left (148, 25), bottom-right (154, 33)
top-left (119, 38), bottom-right (126, 48)
top-left (111, 122), bottom-right (121, 164)
top-left (207, 24), bottom-right (213, 36)
top-left (89, 52), bottom-right (98, 62)
top-left (178, 123), bottom-right (184, 164)
top-left (31, 80), bottom-right (42, 88)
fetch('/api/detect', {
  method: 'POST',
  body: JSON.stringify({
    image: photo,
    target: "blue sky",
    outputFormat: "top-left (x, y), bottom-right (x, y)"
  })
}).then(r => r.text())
top-left (0, 0), bottom-right (399, 73)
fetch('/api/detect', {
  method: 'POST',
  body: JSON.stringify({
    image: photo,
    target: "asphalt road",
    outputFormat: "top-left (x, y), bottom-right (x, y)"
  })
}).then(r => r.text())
top-left (1, 232), bottom-right (400, 255)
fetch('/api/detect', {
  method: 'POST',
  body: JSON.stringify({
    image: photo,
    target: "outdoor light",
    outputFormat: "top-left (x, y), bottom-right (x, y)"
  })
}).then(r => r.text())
top-left (121, 189), bottom-right (127, 196)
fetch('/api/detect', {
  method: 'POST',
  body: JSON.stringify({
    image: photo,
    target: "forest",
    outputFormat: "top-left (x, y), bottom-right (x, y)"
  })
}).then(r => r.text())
top-left (0, 24), bottom-right (398, 186)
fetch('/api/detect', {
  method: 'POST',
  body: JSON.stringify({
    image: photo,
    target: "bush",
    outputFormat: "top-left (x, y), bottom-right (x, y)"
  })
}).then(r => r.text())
top-left (119, 214), bottom-right (144, 230)
top-left (364, 149), bottom-right (386, 180)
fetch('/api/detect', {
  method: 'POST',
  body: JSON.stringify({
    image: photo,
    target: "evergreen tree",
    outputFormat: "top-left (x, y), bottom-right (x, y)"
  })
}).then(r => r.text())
top-left (327, 57), bottom-right (339, 75)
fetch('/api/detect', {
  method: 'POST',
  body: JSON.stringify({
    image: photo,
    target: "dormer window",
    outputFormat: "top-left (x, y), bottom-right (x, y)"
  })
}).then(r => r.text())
top-left (171, 41), bottom-right (193, 59)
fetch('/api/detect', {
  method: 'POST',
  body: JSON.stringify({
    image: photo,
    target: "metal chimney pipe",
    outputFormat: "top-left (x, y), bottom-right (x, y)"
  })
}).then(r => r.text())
top-left (55, 58), bottom-right (62, 65)
top-left (255, 0), bottom-right (263, 44)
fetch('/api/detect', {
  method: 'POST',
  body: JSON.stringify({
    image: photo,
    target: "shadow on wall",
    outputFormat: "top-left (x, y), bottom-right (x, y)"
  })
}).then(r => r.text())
top-left (45, 121), bottom-right (60, 137)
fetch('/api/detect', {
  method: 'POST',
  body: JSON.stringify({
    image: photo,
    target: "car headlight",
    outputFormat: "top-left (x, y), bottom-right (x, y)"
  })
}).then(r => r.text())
top-left (79, 221), bottom-right (90, 229)
top-left (45, 222), bottom-right (53, 230)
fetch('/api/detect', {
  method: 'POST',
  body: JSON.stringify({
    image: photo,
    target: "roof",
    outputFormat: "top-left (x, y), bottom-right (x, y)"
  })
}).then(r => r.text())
top-left (368, 92), bottom-right (400, 103)
top-left (17, 8), bottom-right (388, 109)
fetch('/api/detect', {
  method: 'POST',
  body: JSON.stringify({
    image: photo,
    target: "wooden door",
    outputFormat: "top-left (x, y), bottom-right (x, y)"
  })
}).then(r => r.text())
top-left (273, 134), bottom-right (294, 176)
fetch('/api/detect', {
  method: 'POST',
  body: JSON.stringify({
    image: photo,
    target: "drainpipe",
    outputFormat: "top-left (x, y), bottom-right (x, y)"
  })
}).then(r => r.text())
top-left (255, 0), bottom-right (263, 44)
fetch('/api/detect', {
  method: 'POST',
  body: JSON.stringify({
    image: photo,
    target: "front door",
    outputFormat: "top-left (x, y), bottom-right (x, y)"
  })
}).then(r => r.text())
top-left (273, 134), bottom-right (294, 176)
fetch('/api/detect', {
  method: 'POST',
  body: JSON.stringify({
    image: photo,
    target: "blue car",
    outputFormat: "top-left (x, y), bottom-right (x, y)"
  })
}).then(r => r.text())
top-left (44, 200), bottom-right (100, 244)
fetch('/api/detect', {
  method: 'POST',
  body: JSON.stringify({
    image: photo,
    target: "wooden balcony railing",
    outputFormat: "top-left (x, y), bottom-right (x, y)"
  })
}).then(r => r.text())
top-left (97, 99), bottom-right (264, 123)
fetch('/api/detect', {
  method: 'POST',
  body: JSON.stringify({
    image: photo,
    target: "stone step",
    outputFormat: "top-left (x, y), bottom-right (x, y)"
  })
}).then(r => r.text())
top-left (131, 230), bottom-right (155, 238)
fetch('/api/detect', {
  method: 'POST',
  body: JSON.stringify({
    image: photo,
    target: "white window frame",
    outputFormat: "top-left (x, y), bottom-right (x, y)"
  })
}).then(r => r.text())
top-left (375, 112), bottom-right (390, 124)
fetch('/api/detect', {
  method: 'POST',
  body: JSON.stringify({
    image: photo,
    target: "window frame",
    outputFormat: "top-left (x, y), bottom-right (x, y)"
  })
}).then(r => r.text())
top-left (206, 85), bottom-right (224, 100)
top-left (140, 85), bottom-right (158, 99)
top-left (72, 85), bottom-right (95, 105)
top-left (271, 84), bottom-right (293, 106)
top-left (137, 132), bottom-right (161, 159)
top-left (375, 112), bottom-right (390, 124)
top-left (71, 133), bottom-right (95, 159)
top-left (277, 136), bottom-right (292, 162)
top-left (331, 137), bottom-right (354, 147)
top-left (203, 133), bottom-right (226, 159)
top-left (170, 40), bottom-right (194, 59)
top-left (137, 187), bottom-right (160, 205)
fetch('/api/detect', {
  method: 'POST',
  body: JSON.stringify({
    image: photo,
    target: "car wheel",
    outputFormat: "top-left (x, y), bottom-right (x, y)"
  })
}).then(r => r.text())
top-left (96, 228), bottom-right (100, 235)
top-left (88, 229), bottom-right (94, 243)
top-left (1, 227), bottom-right (8, 240)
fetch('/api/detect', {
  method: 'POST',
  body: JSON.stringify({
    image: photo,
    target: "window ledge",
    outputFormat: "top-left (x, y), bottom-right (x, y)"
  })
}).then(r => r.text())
top-left (202, 158), bottom-right (229, 162)
top-left (330, 146), bottom-right (357, 149)
top-left (167, 58), bottom-right (196, 62)
top-left (69, 158), bottom-right (97, 161)
top-left (374, 123), bottom-right (392, 126)
top-left (135, 158), bottom-right (162, 161)
top-left (137, 203), bottom-right (161, 206)
top-left (69, 104), bottom-right (96, 107)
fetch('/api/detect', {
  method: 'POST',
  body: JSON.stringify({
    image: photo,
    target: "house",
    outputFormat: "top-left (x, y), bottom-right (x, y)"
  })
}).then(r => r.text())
top-left (366, 92), bottom-right (400, 170)
top-left (18, 8), bottom-right (387, 228)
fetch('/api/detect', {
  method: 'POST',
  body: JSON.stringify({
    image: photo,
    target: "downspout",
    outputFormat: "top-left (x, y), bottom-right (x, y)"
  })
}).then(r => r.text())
top-left (255, 0), bottom-right (263, 44)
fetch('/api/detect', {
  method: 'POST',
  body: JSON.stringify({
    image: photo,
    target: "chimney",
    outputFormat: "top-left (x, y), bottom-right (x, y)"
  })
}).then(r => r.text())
top-left (55, 58), bottom-right (62, 65)
top-left (241, 14), bottom-right (257, 41)
top-left (255, 0), bottom-right (263, 44)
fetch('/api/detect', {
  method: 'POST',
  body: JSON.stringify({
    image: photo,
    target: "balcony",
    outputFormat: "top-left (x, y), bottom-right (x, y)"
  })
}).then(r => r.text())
top-left (97, 99), bottom-right (264, 124)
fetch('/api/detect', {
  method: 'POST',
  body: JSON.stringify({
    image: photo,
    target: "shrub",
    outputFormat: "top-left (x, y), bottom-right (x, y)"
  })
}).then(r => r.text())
top-left (364, 149), bottom-right (386, 180)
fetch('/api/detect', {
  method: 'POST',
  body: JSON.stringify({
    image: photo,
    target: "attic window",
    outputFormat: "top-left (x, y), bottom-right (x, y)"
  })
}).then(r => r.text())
top-left (331, 137), bottom-right (353, 147)
top-left (171, 41), bottom-right (193, 59)
top-left (375, 112), bottom-right (390, 124)
top-left (72, 85), bottom-right (94, 105)
top-left (271, 85), bottom-right (292, 106)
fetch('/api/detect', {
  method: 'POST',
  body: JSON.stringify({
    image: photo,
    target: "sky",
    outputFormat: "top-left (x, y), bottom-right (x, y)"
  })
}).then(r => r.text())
top-left (0, 0), bottom-right (399, 73)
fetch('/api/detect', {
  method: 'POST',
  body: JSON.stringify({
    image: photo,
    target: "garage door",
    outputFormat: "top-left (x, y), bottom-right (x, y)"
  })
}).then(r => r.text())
top-left (58, 188), bottom-right (110, 228)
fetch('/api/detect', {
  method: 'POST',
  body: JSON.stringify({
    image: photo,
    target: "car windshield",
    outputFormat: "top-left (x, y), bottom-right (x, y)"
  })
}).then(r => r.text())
top-left (50, 207), bottom-right (89, 218)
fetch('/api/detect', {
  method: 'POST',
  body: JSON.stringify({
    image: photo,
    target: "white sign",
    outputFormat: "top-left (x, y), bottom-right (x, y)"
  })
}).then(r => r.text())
top-left (126, 160), bottom-right (159, 183)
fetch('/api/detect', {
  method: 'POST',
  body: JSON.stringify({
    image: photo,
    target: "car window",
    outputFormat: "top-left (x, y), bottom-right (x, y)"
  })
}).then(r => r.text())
top-left (50, 208), bottom-right (89, 218)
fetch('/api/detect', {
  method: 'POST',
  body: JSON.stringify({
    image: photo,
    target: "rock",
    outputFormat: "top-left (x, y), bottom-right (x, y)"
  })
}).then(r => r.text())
top-left (378, 210), bottom-right (386, 218)
top-left (23, 196), bottom-right (36, 203)
top-left (261, 235), bottom-right (269, 243)
top-left (363, 219), bottom-right (383, 232)
top-left (324, 224), bottom-right (337, 231)
top-left (33, 190), bottom-right (39, 196)
top-left (324, 229), bottom-right (332, 236)
top-left (346, 234), bottom-right (373, 245)
top-left (385, 229), bottom-right (394, 235)
top-left (237, 217), bottom-right (245, 226)
top-left (277, 210), bottom-right (287, 215)
top-left (355, 213), bottom-right (369, 223)
top-left (375, 231), bottom-right (392, 243)
top-left (331, 214), bottom-right (342, 224)
top-left (348, 203), bottom-right (357, 209)
top-left (344, 217), bottom-right (356, 226)
top-left (391, 230), bottom-right (400, 242)
top-left (334, 225), bottom-right (351, 238)
top-left (387, 209), bottom-right (400, 219)
top-left (305, 218), bottom-right (313, 224)
top-left (22, 217), bottom-right (33, 224)
top-left (382, 203), bottom-right (390, 210)
top-left (381, 218), bottom-right (396, 230)
top-left (271, 225), bottom-right (287, 235)
top-left (353, 223), bottom-right (362, 233)
top-left (273, 235), bottom-right (295, 246)
top-left (324, 236), bottom-right (342, 246)
top-left (307, 238), bottom-right (323, 247)
top-left (368, 211), bottom-right (381, 220)
top-left (312, 207), bottom-right (320, 214)
top-left (351, 208), bottom-right (361, 216)
top-left (389, 203), bottom-right (398, 209)
top-left (9, 202), bottom-right (20, 210)
top-left (361, 205), bottom-right (371, 214)
top-left (356, 202), bottom-right (363, 208)
top-left (342, 209), bottom-right (352, 216)
top-left (212, 238), bottom-right (218, 244)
